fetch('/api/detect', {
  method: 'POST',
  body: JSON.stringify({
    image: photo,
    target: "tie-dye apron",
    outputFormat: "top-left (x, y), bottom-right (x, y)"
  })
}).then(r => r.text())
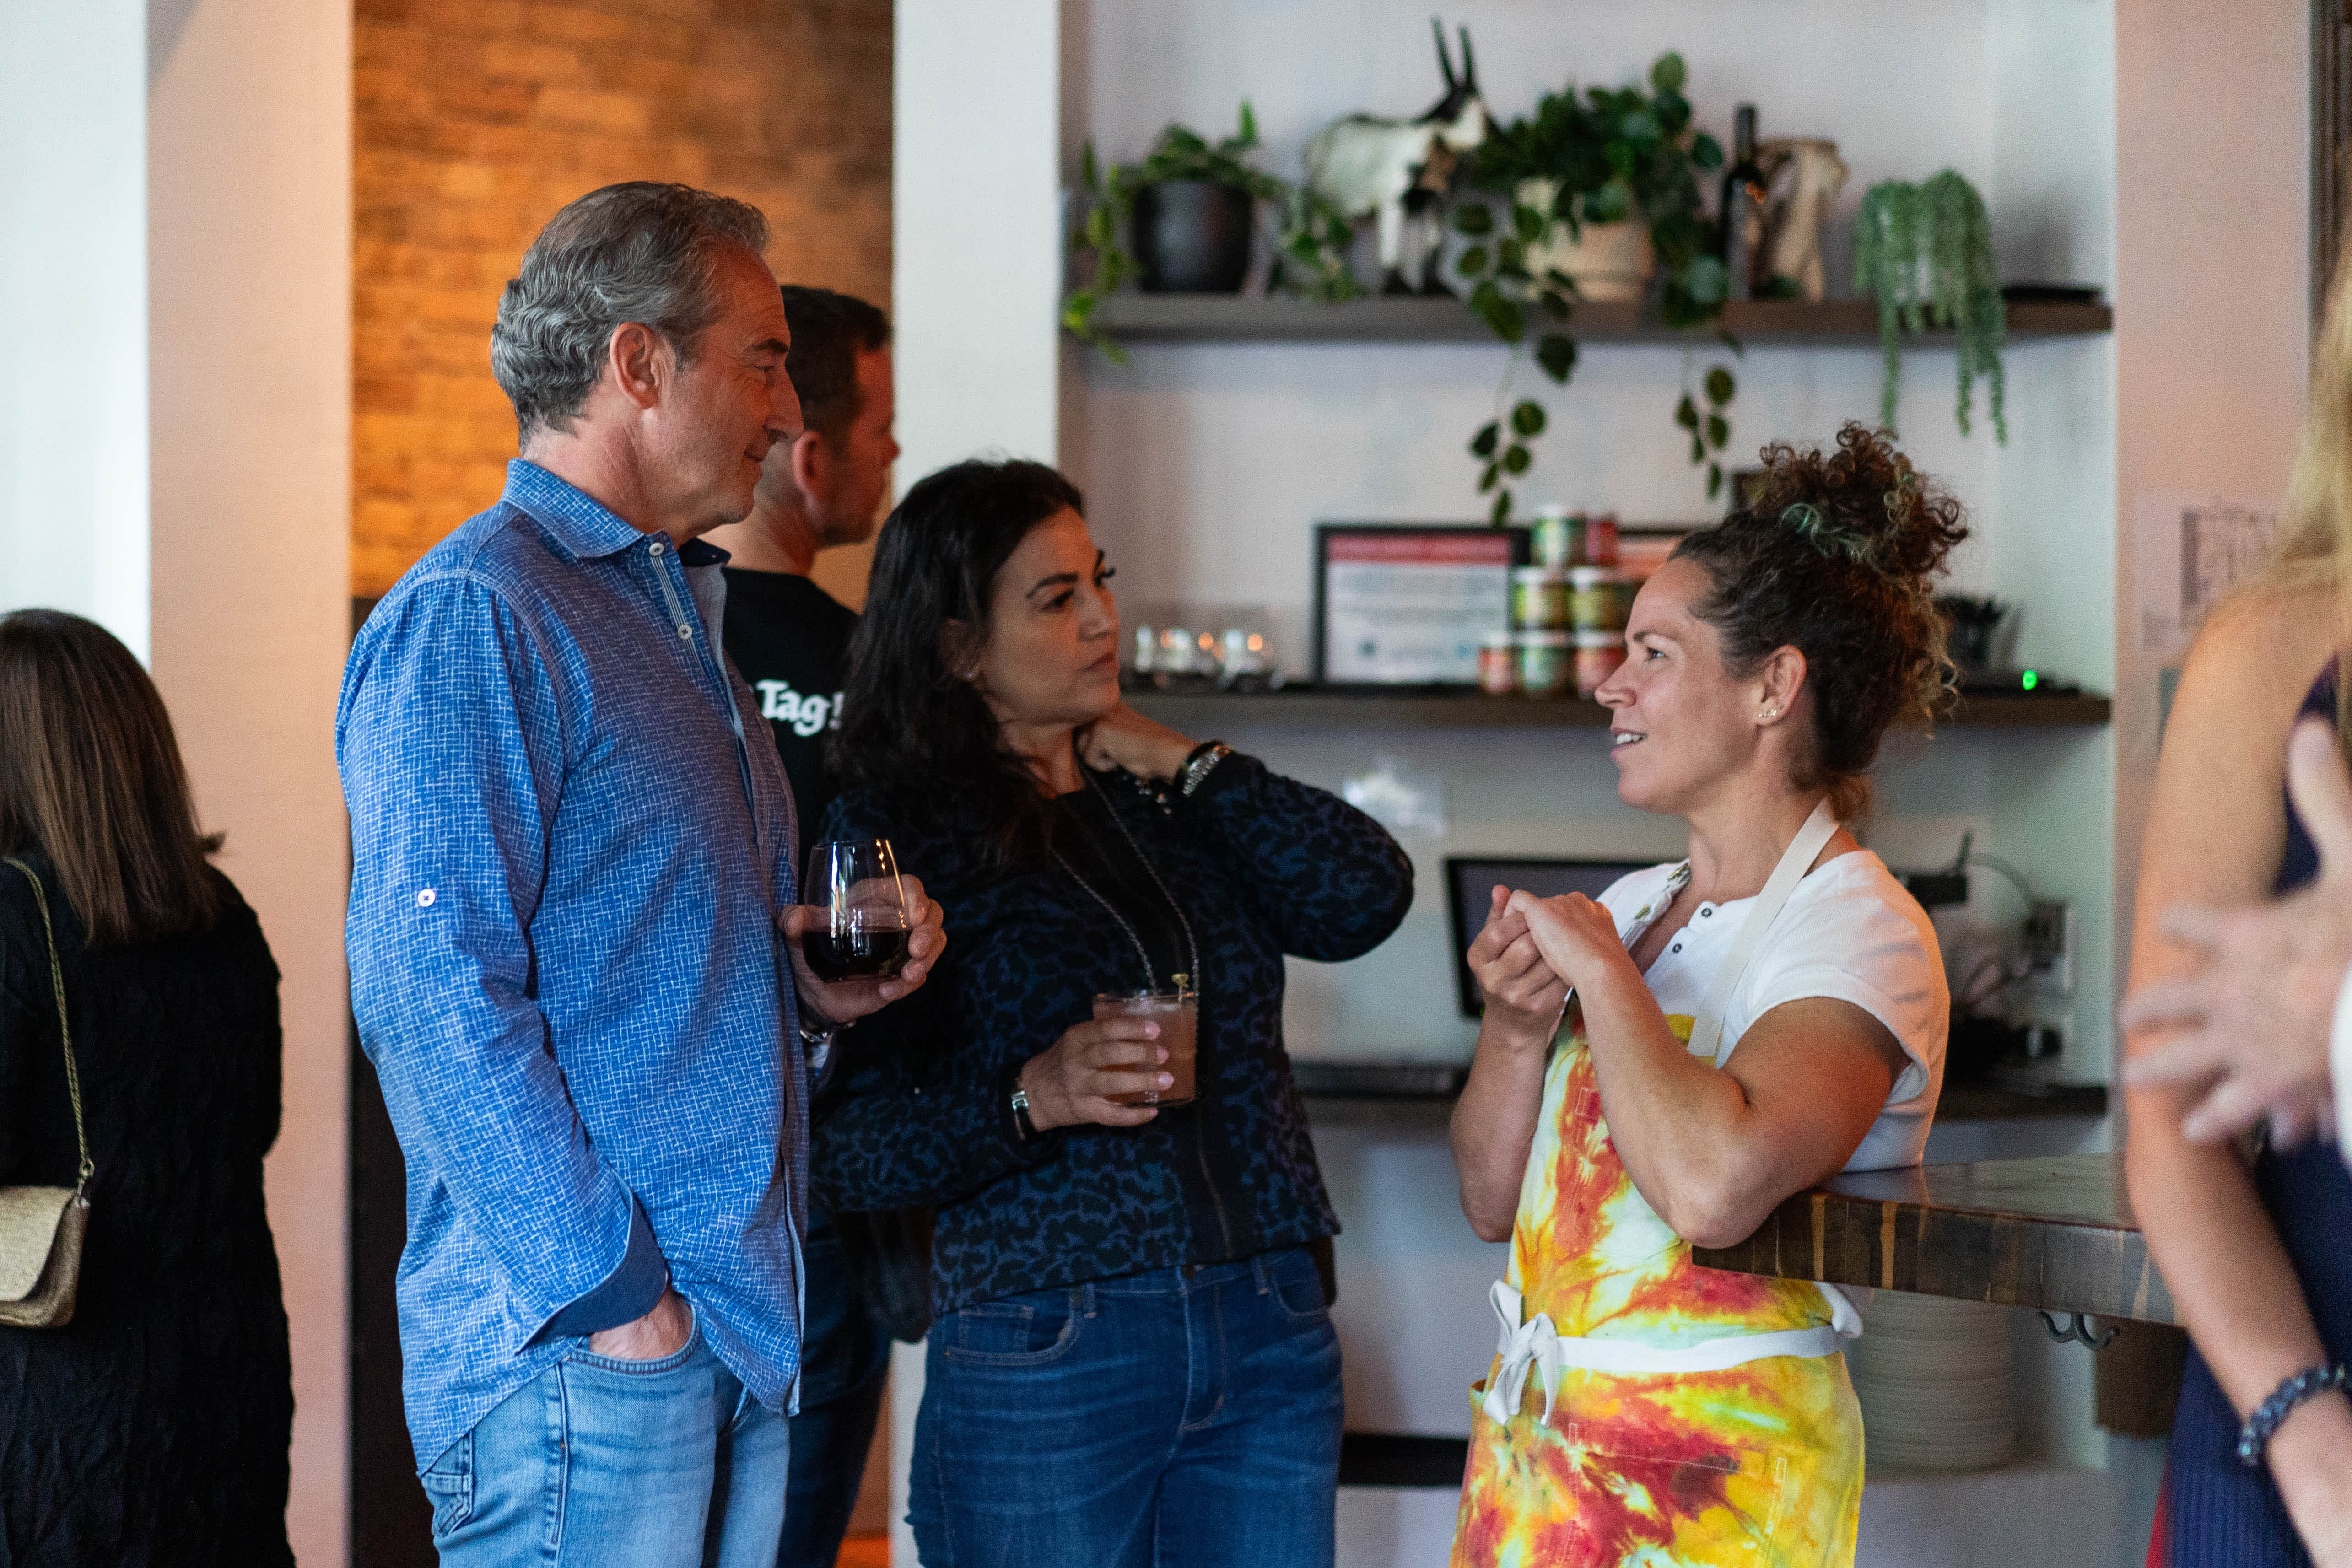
top-left (1451, 802), bottom-right (1867, 1568)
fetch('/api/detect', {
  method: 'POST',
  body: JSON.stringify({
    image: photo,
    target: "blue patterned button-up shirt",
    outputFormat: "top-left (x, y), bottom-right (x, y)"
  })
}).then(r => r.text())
top-left (340, 461), bottom-right (807, 1469)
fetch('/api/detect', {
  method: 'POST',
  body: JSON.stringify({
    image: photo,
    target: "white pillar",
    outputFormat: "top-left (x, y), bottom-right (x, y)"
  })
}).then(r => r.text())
top-left (149, 2), bottom-right (353, 1562)
top-left (890, 3), bottom-right (1063, 1559)
top-left (0, 0), bottom-right (149, 651)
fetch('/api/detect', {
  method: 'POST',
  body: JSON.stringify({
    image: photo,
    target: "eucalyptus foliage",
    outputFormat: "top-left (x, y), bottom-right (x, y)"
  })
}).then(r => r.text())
top-left (1063, 104), bottom-right (1362, 362)
top-left (1452, 52), bottom-right (1741, 523)
top-left (1853, 171), bottom-right (2006, 441)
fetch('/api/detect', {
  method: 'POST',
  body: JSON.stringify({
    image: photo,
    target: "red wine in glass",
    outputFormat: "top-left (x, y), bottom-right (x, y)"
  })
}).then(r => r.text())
top-left (806, 926), bottom-right (909, 982)
top-left (803, 839), bottom-right (912, 983)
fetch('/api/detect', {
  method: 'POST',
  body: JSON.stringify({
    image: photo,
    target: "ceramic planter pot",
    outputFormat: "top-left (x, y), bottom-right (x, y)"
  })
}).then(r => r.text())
top-left (1515, 178), bottom-right (1655, 302)
top-left (1133, 181), bottom-right (1254, 293)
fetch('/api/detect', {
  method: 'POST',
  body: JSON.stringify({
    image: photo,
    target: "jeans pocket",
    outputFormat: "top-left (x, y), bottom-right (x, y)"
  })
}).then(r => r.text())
top-left (940, 1288), bottom-right (1081, 1367)
top-left (564, 1305), bottom-right (703, 1375)
top-left (417, 1430), bottom-right (474, 1541)
top-left (1268, 1248), bottom-right (1331, 1324)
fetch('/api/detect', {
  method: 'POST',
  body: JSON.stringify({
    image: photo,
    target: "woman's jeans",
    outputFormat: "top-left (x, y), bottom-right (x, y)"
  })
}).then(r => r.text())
top-left (419, 1319), bottom-right (791, 1568)
top-left (911, 1246), bottom-right (1343, 1568)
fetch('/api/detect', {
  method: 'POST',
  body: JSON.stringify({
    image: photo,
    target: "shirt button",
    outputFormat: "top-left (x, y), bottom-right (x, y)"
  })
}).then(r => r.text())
top-left (678, 625), bottom-right (693, 639)
top-left (1700, 907), bottom-right (1713, 917)
top-left (1672, 942), bottom-right (1682, 952)
top-left (415, 888), bottom-right (436, 908)
top-left (650, 542), bottom-right (665, 556)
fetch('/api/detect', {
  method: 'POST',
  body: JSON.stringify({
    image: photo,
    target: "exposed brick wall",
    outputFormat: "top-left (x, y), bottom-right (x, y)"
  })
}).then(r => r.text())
top-left (353, 0), bottom-right (892, 597)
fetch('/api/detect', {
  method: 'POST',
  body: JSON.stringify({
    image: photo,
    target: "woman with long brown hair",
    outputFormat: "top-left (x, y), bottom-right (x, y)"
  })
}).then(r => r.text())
top-left (0, 609), bottom-right (292, 1567)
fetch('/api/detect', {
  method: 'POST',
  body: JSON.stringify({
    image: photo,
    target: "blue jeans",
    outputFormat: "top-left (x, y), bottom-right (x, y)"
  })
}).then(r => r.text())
top-left (910, 1246), bottom-right (1342, 1568)
top-left (420, 1316), bottom-right (791, 1568)
top-left (779, 1368), bottom-right (886, 1567)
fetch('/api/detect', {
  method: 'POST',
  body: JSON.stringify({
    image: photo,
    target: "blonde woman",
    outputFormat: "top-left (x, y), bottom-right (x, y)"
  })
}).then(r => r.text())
top-left (1448, 425), bottom-right (1955, 1566)
top-left (2118, 236), bottom-right (2352, 1566)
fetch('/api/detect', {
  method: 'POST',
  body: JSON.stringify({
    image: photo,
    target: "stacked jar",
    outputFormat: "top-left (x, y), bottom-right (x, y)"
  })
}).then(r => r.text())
top-left (1508, 549), bottom-right (1570, 696)
top-left (1529, 507), bottom-right (1629, 698)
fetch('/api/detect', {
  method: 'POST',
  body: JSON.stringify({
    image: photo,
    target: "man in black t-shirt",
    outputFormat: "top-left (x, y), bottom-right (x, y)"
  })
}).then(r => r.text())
top-left (713, 286), bottom-right (896, 842)
top-left (708, 286), bottom-right (897, 1567)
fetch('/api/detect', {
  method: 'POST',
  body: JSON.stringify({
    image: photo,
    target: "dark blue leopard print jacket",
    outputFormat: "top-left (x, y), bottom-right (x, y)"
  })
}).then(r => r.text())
top-left (811, 752), bottom-right (1413, 1313)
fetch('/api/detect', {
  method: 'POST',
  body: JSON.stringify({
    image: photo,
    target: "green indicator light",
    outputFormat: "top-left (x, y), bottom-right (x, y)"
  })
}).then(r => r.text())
top-left (2021, 669), bottom-right (2039, 691)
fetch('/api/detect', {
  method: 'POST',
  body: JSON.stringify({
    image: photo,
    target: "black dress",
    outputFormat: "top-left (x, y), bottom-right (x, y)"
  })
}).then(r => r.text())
top-left (0, 851), bottom-right (293, 1568)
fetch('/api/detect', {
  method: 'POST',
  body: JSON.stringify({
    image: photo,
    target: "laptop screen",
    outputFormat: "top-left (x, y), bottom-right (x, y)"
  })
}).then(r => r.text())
top-left (1441, 856), bottom-right (1657, 1018)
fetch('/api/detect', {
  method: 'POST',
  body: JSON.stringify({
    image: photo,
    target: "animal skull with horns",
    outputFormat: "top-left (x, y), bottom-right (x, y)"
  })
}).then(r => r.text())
top-left (1304, 20), bottom-right (1489, 294)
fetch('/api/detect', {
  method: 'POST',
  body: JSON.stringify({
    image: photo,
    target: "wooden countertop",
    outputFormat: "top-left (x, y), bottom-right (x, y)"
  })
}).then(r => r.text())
top-left (1690, 1153), bottom-right (2175, 1325)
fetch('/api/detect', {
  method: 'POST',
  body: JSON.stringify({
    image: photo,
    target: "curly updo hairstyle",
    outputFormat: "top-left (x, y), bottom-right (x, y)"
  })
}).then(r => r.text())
top-left (1670, 422), bottom-right (1968, 820)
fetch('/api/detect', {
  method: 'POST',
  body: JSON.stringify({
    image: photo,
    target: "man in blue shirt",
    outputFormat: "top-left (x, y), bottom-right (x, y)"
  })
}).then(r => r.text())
top-left (339, 182), bottom-right (944, 1568)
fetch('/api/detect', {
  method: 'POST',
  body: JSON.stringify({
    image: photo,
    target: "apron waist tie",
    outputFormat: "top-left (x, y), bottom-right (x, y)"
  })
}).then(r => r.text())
top-left (1482, 1279), bottom-right (1861, 1427)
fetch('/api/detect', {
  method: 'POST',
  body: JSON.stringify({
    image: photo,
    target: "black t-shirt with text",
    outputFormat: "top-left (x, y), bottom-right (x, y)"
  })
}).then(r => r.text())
top-left (721, 567), bottom-right (858, 846)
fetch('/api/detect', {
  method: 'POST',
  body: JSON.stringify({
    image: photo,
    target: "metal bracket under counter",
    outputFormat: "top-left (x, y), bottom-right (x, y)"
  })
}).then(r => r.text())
top-left (1689, 1152), bottom-right (2175, 1326)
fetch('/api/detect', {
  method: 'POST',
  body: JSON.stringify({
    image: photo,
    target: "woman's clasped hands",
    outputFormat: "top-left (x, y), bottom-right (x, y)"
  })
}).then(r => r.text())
top-left (1468, 884), bottom-right (1637, 1048)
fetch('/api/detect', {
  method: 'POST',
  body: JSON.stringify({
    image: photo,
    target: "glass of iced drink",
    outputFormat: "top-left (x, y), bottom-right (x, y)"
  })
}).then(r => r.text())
top-left (1093, 990), bottom-right (1197, 1108)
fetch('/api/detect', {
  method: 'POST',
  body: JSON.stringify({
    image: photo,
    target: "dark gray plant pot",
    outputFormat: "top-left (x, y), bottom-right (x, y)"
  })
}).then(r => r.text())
top-left (1133, 181), bottom-right (1254, 293)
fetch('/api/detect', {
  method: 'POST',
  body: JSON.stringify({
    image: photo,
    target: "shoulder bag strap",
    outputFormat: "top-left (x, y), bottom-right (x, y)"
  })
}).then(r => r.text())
top-left (4, 859), bottom-right (93, 1192)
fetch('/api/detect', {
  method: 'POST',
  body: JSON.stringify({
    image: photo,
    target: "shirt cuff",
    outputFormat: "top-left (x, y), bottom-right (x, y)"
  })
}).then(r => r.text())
top-left (2333, 961), bottom-right (2352, 1167)
top-left (531, 1194), bottom-right (669, 1344)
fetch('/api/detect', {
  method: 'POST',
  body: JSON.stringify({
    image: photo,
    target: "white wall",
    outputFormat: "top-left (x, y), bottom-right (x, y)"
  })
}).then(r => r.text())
top-left (0, 0), bottom-right (151, 648)
top-left (2112, 0), bottom-right (2309, 963)
top-left (149, 0), bottom-right (353, 1560)
top-left (891, 4), bottom-right (1067, 1560)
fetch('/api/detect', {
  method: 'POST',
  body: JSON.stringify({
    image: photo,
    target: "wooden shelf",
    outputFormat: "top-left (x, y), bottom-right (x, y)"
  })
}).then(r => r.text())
top-left (1084, 295), bottom-right (2111, 346)
top-left (1691, 1153), bottom-right (2175, 1325)
top-left (1126, 686), bottom-right (2111, 732)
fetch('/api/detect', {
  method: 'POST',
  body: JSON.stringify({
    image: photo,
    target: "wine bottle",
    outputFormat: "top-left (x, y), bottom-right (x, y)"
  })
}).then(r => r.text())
top-left (1720, 104), bottom-right (1766, 302)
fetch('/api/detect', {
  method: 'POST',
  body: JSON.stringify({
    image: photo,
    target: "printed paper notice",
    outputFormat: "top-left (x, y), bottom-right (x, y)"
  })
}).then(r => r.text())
top-left (1322, 532), bottom-right (1513, 684)
top-left (2132, 494), bottom-right (2278, 661)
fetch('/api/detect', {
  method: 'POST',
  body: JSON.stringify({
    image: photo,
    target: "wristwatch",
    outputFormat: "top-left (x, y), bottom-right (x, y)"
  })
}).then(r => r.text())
top-left (1177, 741), bottom-right (1232, 798)
top-left (1009, 1083), bottom-right (1041, 1142)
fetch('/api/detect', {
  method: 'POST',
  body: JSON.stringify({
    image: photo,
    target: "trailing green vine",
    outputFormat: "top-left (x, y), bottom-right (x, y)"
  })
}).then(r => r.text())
top-left (1452, 53), bottom-right (1742, 523)
top-left (1062, 104), bottom-right (1362, 365)
top-left (1853, 171), bottom-right (2005, 441)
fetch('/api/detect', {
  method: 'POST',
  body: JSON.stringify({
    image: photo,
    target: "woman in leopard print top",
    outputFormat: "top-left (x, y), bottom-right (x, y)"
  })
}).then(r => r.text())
top-left (814, 459), bottom-right (1411, 1568)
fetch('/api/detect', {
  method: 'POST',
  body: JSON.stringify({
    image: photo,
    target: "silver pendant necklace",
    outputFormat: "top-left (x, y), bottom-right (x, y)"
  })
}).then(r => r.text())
top-left (1053, 769), bottom-right (1200, 994)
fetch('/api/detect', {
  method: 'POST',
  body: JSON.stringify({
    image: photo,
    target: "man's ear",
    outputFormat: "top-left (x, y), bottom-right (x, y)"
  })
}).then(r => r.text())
top-left (791, 427), bottom-right (831, 506)
top-left (608, 322), bottom-right (669, 411)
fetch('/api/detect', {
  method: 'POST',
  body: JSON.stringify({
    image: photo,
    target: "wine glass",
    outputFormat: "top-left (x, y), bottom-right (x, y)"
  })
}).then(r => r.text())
top-left (801, 839), bottom-right (912, 983)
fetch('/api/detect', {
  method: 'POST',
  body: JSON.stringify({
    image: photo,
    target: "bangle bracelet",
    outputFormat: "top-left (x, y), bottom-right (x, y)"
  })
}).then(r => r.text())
top-left (2238, 1361), bottom-right (2348, 1467)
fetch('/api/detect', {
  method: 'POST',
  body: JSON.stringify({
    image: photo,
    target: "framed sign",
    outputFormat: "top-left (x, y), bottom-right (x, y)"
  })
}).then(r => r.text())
top-left (1313, 523), bottom-right (1528, 685)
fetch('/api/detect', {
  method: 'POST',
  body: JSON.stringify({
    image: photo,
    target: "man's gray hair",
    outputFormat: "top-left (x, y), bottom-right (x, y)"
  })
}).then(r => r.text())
top-left (492, 182), bottom-right (770, 442)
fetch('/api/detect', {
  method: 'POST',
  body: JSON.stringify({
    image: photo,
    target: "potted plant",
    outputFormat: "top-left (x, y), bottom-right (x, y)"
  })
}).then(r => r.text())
top-left (1448, 52), bottom-right (1742, 520)
top-left (1064, 104), bottom-right (1361, 356)
top-left (1854, 170), bottom-right (2006, 441)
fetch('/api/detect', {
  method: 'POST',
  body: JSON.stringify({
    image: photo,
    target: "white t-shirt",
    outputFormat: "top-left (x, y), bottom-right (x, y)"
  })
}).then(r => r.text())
top-left (1596, 850), bottom-right (1949, 1172)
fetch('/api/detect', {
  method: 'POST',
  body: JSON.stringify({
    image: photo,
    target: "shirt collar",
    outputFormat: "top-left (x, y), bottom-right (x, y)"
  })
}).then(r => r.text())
top-left (503, 458), bottom-right (670, 562)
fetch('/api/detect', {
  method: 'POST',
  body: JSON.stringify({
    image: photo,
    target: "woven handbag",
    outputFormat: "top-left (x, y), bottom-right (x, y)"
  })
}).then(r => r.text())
top-left (0, 858), bottom-right (92, 1329)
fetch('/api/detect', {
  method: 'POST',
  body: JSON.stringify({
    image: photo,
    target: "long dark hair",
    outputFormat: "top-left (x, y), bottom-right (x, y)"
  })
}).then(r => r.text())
top-left (1672, 422), bottom-right (1968, 820)
top-left (0, 610), bottom-right (224, 945)
top-left (834, 458), bottom-right (1087, 869)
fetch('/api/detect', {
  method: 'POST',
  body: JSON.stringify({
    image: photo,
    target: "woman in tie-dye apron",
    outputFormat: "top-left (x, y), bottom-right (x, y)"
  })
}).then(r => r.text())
top-left (1449, 426), bottom-right (1958, 1567)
